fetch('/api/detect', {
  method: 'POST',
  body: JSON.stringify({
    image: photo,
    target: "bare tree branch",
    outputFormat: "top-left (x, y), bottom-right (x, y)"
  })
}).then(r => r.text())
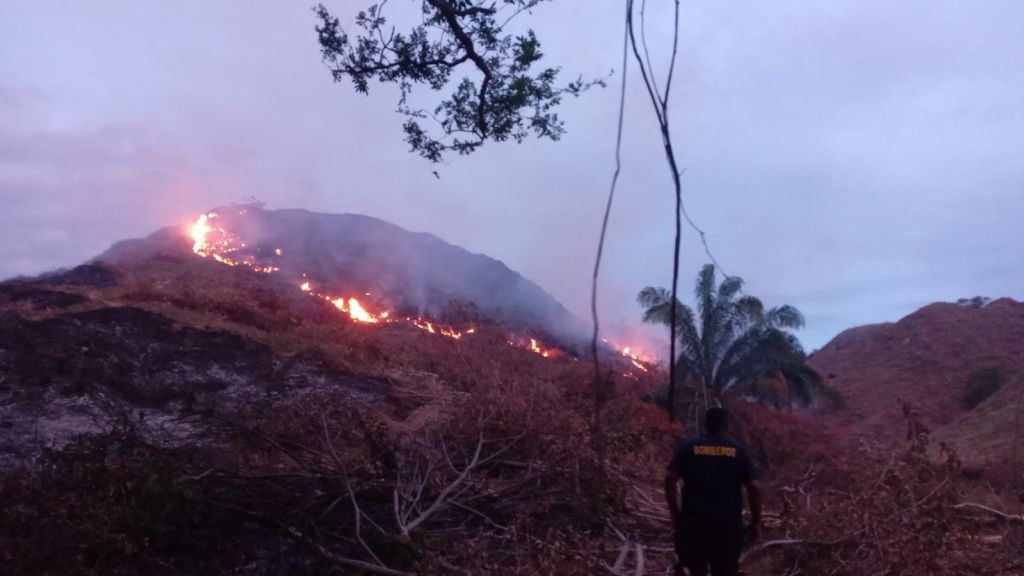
top-left (399, 433), bottom-right (483, 536)
top-left (278, 521), bottom-right (413, 576)
top-left (321, 415), bottom-right (387, 568)
top-left (954, 502), bottom-right (1024, 524)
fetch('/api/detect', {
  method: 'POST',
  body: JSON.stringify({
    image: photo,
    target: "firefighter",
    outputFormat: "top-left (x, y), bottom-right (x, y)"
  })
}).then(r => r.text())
top-left (664, 407), bottom-right (762, 576)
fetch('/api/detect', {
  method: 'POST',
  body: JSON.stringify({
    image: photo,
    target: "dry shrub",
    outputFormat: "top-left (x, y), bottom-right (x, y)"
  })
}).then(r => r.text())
top-left (740, 402), bottom-right (1023, 575)
top-left (5, 259), bottom-right (1022, 574)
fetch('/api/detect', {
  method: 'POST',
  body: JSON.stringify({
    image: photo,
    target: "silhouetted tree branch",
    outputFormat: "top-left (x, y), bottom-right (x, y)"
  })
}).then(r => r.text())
top-left (314, 1), bottom-right (603, 162)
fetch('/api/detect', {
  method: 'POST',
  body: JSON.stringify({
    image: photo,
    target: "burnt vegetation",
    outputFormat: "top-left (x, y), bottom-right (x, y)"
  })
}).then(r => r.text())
top-left (1, 258), bottom-right (1023, 574)
top-left (962, 366), bottom-right (1007, 409)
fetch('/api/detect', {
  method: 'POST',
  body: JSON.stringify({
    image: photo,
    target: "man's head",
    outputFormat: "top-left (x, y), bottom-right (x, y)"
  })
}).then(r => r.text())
top-left (704, 407), bottom-right (729, 435)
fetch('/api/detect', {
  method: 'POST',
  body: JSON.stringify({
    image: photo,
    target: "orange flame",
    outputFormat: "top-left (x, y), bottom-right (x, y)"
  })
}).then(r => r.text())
top-left (621, 346), bottom-right (649, 372)
top-left (602, 339), bottom-right (652, 373)
top-left (191, 213), bottom-right (214, 255)
top-left (528, 338), bottom-right (551, 357)
top-left (413, 319), bottom-right (437, 333)
top-left (346, 298), bottom-right (378, 323)
top-left (329, 297), bottom-right (383, 323)
top-left (411, 318), bottom-right (473, 340)
top-left (189, 213), bottom-right (276, 273)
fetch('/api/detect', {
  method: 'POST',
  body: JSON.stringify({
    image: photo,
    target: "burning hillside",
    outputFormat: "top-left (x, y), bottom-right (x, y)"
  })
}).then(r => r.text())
top-left (185, 208), bottom-right (650, 364)
top-left (0, 214), bottom-right (678, 575)
top-left (0, 205), bottom-right (656, 464)
top-left (2, 209), bottom-right (1020, 575)
top-left (103, 205), bottom-right (602, 353)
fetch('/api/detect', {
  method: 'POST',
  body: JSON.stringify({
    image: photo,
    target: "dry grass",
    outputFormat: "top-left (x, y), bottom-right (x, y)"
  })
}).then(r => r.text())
top-left (2, 260), bottom-right (1022, 574)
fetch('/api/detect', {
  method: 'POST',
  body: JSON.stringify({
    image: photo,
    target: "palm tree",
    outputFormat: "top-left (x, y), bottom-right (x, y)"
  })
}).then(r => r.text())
top-left (638, 265), bottom-right (827, 418)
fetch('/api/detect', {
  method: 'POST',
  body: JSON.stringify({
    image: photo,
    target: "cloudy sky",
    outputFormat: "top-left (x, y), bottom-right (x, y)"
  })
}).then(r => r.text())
top-left (1, 0), bottom-right (1022, 352)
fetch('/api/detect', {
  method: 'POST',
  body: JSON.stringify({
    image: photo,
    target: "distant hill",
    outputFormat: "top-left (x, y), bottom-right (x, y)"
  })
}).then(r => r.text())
top-left (809, 298), bottom-right (1024, 466)
top-left (100, 206), bottom-right (588, 349)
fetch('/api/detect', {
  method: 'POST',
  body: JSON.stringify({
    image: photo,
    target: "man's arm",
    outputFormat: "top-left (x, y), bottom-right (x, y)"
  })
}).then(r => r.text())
top-left (664, 471), bottom-right (682, 526)
top-left (744, 479), bottom-right (762, 541)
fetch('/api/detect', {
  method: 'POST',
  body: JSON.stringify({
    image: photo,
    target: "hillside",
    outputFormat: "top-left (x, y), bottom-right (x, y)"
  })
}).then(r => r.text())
top-left (0, 203), bottom-right (647, 464)
top-left (0, 211), bottom-right (1021, 574)
top-left (0, 218), bottom-right (678, 574)
top-left (100, 206), bottom-right (588, 349)
top-left (809, 298), bottom-right (1024, 466)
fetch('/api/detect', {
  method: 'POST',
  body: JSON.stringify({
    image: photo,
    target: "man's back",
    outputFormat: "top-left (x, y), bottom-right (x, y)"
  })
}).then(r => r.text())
top-left (665, 408), bottom-right (761, 576)
top-left (667, 434), bottom-right (755, 527)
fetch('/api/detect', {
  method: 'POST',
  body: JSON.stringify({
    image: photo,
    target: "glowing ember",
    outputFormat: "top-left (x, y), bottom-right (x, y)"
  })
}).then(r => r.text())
top-left (274, 248), bottom-right (283, 256)
top-left (602, 338), bottom-right (653, 373)
top-left (528, 338), bottom-right (551, 358)
top-left (620, 346), bottom-right (649, 372)
top-left (440, 326), bottom-right (467, 339)
top-left (300, 282), bottom-right (311, 292)
top-left (411, 319), bottom-right (472, 339)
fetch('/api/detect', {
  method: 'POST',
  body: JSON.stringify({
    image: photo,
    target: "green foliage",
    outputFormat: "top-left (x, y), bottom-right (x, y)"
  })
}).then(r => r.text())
top-left (962, 366), bottom-right (1005, 408)
top-left (956, 296), bottom-right (991, 308)
top-left (314, 1), bottom-right (603, 162)
top-left (638, 264), bottom-right (830, 409)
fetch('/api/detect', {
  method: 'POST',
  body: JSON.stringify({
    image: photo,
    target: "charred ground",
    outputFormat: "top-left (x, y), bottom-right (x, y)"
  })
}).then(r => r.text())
top-left (1, 212), bottom-right (1022, 574)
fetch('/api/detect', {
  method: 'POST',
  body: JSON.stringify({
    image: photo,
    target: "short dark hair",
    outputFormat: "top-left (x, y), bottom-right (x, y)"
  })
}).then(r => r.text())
top-left (704, 407), bottom-right (728, 434)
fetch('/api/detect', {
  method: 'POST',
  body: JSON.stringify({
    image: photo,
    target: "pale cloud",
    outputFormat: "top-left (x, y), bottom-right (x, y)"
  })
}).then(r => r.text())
top-left (0, 0), bottom-right (1021, 351)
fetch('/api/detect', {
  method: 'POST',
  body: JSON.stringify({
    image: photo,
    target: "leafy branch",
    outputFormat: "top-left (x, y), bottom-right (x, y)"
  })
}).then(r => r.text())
top-left (315, 0), bottom-right (604, 162)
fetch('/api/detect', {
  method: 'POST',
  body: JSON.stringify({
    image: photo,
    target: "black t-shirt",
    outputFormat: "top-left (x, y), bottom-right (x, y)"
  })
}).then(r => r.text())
top-left (667, 434), bottom-right (757, 527)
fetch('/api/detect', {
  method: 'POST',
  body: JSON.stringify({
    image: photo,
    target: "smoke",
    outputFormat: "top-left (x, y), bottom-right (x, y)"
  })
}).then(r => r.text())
top-left (0, 84), bottom-right (256, 282)
top-left (139, 206), bottom-right (595, 350)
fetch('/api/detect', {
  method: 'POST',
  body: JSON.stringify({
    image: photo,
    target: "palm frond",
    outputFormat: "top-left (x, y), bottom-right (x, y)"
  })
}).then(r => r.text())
top-left (709, 295), bottom-right (762, 374)
top-left (638, 288), bottom-right (697, 341)
top-left (674, 305), bottom-right (703, 373)
top-left (695, 264), bottom-right (717, 323)
top-left (639, 264), bottom-right (824, 410)
top-left (637, 286), bottom-right (672, 309)
top-left (717, 275), bottom-right (744, 302)
top-left (734, 296), bottom-right (765, 324)
top-left (714, 326), bottom-right (771, 394)
top-left (784, 365), bottom-right (841, 407)
top-left (765, 305), bottom-right (805, 330)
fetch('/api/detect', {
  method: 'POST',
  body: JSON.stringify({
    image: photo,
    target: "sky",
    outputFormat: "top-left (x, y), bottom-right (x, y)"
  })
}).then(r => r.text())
top-left (1, 0), bottom-right (1022, 353)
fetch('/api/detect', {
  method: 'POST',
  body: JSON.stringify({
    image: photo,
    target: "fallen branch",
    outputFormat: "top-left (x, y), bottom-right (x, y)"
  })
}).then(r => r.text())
top-left (954, 502), bottom-right (1024, 524)
top-left (398, 433), bottom-right (482, 536)
top-left (321, 416), bottom-right (386, 568)
top-left (278, 521), bottom-right (414, 576)
top-left (740, 536), bottom-right (854, 563)
top-left (612, 543), bottom-right (630, 572)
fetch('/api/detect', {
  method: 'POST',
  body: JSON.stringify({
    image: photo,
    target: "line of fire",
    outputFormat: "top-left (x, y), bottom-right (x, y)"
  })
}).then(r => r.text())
top-left (190, 211), bottom-right (651, 375)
